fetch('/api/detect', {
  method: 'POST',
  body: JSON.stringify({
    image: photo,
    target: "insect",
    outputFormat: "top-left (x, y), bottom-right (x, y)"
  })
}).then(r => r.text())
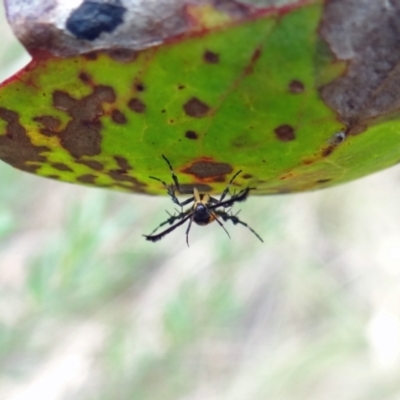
top-left (143, 155), bottom-right (263, 246)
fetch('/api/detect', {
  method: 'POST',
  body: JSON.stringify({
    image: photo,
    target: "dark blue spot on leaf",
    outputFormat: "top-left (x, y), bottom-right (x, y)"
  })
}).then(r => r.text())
top-left (66, 1), bottom-right (126, 41)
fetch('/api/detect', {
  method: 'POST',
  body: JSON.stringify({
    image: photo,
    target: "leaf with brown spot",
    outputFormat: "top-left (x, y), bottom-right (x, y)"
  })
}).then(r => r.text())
top-left (1, 1), bottom-right (400, 195)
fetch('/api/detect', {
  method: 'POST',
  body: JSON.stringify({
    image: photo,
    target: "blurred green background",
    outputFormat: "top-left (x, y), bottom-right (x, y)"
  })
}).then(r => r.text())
top-left (1, 5), bottom-right (400, 400)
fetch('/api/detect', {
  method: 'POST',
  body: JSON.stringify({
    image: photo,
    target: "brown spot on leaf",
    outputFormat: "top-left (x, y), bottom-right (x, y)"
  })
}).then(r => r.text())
top-left (274, 125), bottom-right (295, 141)
top-left (323, 131), bottom-right (347, 156)
top-left (210, 175), bottom-right (226, 183)
top-left (183, 97), bottom-right (210, 118)
top-left (128, 98), bottom-right (146, 113)
top-left (203, 50), bottom-right (220, 64)
top-left (280, 172), bottom-right (295, 180)
top-left (76, 159), bottom-right (104, 171)
top-left (114, 155), bottom-right (132, 171)
top-left (178, 85), bottom-right (185, 90)
top-left (83, 52), bottom-right (98, 61)
top-left (53, 85), bottom-right (116, 158)
top-left (288, 79), bottom-right (305, 93)
top-left (62, 119), bottom-right (102, 158)
top-left (109, 169), bottom-right (127, 177)
top-left (107, 169), bottom-right (146, 189)
top-left (96, 86), bottom-right (116, 103)
top-left (46, 174), bottom-right (61, 180)
top-left (242, 174), bottom-right (253, 179)
top-left (79, 72), bottom-right (92, 84)
top-left (316, 179), bottom-right (331, 183)
top-left (107, 48), bottom-right (137, 63)
top-left (53, 91), bottom-right (76, 111)
top-left (33, 115), bottom-right (61, 136)
top-left (251, 47), bottom-right (262, 63)
top-left (24, 164), bottom-right (41, 173)
top-left (34, 115), bottom-right (61, 130)
top-left (38, 129), bottom-right (56, 137)
top-left (115, 182), bottom-right (147, 193)
top-left (51, 162), bottom-right (73, 172)
top-left (245, 46), bottom-right (262, 75)
top-left (179, 183), bottom-right (212, 193)
top-left (185, 130), bottom-right (198, 140)
top-left (183, 160), bottom-right (233, 179)
top-left (111, 109), bottom-right (127, 124)
top-left (135, 82), bottom-right (145, 92)
top-left (322, 145), bottom-right (335, 157)
top-left (0, 107), bottom-right (50, 172)
top-left (347, 124), bottom-right (367, 136)
top-left (77, 174), bottom-right (97, 184)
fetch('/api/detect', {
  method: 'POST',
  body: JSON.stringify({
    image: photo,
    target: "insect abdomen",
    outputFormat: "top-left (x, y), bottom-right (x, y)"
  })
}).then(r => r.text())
top-left (193, 203), bottom-right (212, 225)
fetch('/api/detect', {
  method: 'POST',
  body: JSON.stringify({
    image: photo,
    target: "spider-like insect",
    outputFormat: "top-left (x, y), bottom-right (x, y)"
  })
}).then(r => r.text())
top-left (143, 155), bottom-right (263, 245)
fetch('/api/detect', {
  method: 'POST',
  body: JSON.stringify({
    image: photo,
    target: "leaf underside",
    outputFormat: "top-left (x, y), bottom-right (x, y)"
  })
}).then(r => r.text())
top-left (0, 2), bottom-right (400, 196)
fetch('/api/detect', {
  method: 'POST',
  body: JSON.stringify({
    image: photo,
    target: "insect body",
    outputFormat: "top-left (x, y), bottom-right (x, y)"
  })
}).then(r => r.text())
top-left (143, 155), bottom-right (263, 246)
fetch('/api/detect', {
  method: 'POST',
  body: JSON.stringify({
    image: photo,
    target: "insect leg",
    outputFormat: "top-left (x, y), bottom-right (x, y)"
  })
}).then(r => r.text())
top-left (213, 212), bottom-right (231, 239)
top-left (179, 196), bottom-right (195, 207)
top-left (144, 213), bottom-right (192, 242)
top-left (209, 187), bottom-right (250, 210)
top-left (215, 210), bottom-right (263, 242)
top-left (147, 210), bottom-right (188, 236)
top-left (149, 175), bottom-right (179, 205)
top-left (162, 154), bottom-right (182, 193)
top-left (185, 216), bottom-right (195, 247)
top-left (219, 169), bottom-right (242, 203)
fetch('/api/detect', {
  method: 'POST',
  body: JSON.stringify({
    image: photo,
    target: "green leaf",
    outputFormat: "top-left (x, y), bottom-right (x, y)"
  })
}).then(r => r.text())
top-left (0, 1), bottom-right (398, 195)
